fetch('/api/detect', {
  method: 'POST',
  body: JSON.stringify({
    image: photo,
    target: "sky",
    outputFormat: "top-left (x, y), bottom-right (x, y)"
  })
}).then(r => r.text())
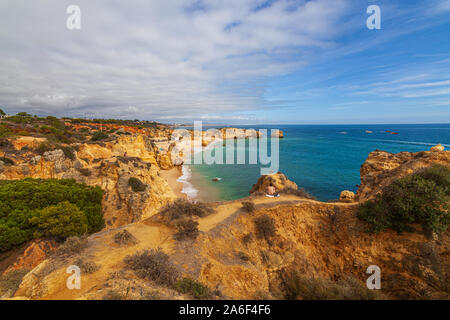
top-left (0, 0), bottom-right (449, 124)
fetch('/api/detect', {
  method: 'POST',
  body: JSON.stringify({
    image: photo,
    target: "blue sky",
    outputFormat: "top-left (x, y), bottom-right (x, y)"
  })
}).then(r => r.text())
top-left (0, 0), bottom-right (449, 124)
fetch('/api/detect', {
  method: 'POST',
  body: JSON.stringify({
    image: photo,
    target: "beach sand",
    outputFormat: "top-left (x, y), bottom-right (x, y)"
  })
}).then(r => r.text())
top-left (160, 167), bottom-right (186, 199)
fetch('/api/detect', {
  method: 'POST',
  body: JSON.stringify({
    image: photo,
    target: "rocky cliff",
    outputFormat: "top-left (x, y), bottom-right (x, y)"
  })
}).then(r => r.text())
top-left (0, 135), bottom-right (176, 228)
top-left (1, 136), bottom-right (448, 300)
top-left (357, 146), bottom-right (449, 201)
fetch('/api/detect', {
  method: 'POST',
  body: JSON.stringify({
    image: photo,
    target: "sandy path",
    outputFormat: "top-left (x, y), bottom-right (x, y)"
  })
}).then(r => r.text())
top-left (198, 195), bottom-right (354, 232)
top-left (35, 195), bottom-right (354, 299)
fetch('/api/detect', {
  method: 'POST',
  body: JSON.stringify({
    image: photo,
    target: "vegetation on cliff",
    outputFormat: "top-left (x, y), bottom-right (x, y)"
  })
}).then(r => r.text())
top-left (0, 178), bottom-right (103, 252)
top-left (357, 165), bottom-right (449, 234)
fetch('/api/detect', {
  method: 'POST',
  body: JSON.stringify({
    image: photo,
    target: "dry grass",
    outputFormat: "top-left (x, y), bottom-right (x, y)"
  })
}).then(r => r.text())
top-left (124, 249), bottom-right (179, 287)
top-left (159, 199), bottom-right (214, 222)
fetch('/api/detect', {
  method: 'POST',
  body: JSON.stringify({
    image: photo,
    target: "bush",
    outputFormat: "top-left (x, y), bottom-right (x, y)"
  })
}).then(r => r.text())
top-left (0, 157), bottom-right (14, 165)
top-left (254, 214), bottom-right (276, 240)
top-left (54, 236), bottom-right (87, 256)
top-left (30, 201), bottom-right (88, 240)
top-left (114, 229), bottom-right (138, 246)
top-left (91, 131), bottom-right (109, 141)
top-left (36, 142), bottom-right (54, 155)
top-left (0, 269), bottom-right (30, 298)
top-left (175, 278), bottom-right (212, 299)
top-left (124, 249), bottom-right (179, 286)
top-left (357, 165), bottom-right (449, 234)
top-left (280, 186), bottom-right (315, 199)
top-left (241, 201), bottom-right (255, 213)
top-left (280, 270), bottom-right (381, 300)
top-left (128, 177), bottom-right (147, 192)
top-left (74, 258), bottom-right (100, 274)
top-left (61, 146), bottom-right (76, 160)
top-left (103, 290), bottom-right (123, 300)
top-left (174, 218), bottom-right (199, 241)
top-left (159, 199), bottom-right (214, 221)
top-left (0, 178), bottom-right (103, 252)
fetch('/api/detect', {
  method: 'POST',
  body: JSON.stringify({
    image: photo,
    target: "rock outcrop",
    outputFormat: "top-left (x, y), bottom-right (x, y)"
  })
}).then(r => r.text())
top-left (339, 190), bottom-right (355, 203)
top-left (249, 172), bottom-right (298, 194)
top-left (430, 144), bottom-right (445, 152)
top-left (2, 240), bottom-right (57, 276)
top-left (357, 148), bottom-right (449, 201)
top-left (0, 135), bottom-right (176, 228)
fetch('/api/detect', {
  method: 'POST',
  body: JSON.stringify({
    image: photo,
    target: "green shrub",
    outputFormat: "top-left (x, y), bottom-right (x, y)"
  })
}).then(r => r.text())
top-left (174, 218), bottom-right (199, 241)
top-left (0, 178), bottom-right (103, 252)
top-left (0, 157), bottom-right (14, 165)
top-left (357, 165), bottom-right (450, 234)
top-left (128, 177), bottom-right (147, 192)
top-left (159, 199), bottom-right (214, 221)
top-left (241, 201), bottom-right (255, 213)
top-left (175, 278), bottom-right (212, 299)
top-left (0, 269), bottom-right (30, 298)
top-left (61, 146), bottom-right (76, 160)
top-left (91, 131), bottom-right (109, 141)
top-left (36, 142), bottom-right (54, 155)
top-left (124, 249), bottom-right (179, 286)
top-left (30, 201), bottom-right (88, 240)
top-left (254, 214), bottom-right (276, 240)
top-left (0, 125), bottom-right (12, 138)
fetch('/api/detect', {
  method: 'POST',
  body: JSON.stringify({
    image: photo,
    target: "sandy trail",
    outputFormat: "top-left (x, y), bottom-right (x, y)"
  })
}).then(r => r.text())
top-left (31, 195), bottom-right (354, 300)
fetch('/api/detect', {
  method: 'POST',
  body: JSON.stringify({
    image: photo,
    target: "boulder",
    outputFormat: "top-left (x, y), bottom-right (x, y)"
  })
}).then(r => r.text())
top-left (430, 144), bottom-right (445, 152)
top-left (250, 172), bottom-right (297, 194)
top-left (339, 190), bottom-right (355, 202)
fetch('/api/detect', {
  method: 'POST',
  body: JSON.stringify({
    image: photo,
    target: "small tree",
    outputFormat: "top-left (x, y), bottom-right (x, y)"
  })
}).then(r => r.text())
top-left (357, 165), bottom-right (450, 234)
top-left (0, 109), bottom-right (5, 116)
top-left (91, 131), bottom-right (109, 141)
top-left (31, 201), bottom-right (88, 240)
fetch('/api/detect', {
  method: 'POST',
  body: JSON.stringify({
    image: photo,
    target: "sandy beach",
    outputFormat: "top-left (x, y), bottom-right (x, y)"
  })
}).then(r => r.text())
top-left (159, 166), bottom-right (186, 199)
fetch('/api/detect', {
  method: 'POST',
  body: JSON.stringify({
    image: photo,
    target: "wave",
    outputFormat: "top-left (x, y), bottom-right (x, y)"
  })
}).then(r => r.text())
top-left (177, 165), bottom-right (198, 199)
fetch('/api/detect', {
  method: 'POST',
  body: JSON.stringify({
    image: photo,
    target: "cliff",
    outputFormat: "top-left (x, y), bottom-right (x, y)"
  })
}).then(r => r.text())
top-left (357, 147), bottom-right (450, 201)
top-left (0, 135), bottom-right (176, 228)
top-left (1, 121), bottom-right (448, 301)
top-left (7, 147), bottom-right (448, 300)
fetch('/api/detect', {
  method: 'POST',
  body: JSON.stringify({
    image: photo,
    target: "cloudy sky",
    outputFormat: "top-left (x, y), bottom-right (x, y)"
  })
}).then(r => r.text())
top-left (0, 0), bottom-right (449, 124)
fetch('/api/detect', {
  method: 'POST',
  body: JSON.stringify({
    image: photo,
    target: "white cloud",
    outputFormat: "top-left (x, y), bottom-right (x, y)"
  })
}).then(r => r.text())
top-left (0, 0), bottom-right (349, 121)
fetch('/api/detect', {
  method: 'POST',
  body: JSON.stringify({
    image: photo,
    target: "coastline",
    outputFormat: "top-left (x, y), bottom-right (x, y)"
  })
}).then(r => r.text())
top-left (159, 166), bottom-right (186, 199)
top-left (161, 138), bottom-right (223, 201)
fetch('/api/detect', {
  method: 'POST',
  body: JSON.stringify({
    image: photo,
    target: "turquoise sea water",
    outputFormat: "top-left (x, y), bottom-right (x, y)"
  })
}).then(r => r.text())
top-left (187, 124), bottom-right (450, 202)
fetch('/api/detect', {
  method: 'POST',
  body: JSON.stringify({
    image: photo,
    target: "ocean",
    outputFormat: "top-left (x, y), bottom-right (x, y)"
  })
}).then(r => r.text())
top-left (179, 124), bottom-right (450, 202)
